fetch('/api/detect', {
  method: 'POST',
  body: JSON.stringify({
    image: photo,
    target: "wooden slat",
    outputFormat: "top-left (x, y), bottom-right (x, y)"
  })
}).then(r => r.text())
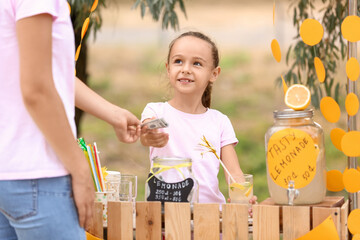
top-left (136, 201), bottom-right (161, 240)
top-left (107, 201), bottom-right (133, 240)
top-left (253, 205), bottom-right (279, 240)
top-left (222, 204), bottom-right (249, 240)
top-left (193, 203), bottom-right (220, 240)
top-left (165, 202), bottom-right (191, 240)
top-left (260, 196), bottom-right (344, 208)
top-left (312, 206), bottom-right (340, 237)
top-left (282, 206), bottom-right (310, 240)
top-left (88, 202), bottom-right (104, 238)
top-left (340, 200), bottom-right (349, 240)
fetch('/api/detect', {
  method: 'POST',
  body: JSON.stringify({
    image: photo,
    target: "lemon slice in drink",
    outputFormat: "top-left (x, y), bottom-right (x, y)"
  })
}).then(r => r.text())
top-left (229, 182), bottom-right (245, 191)
top-left (285, 84), bottom-right (311, 110)
top-left (245, 185), bottom-right (253, 197)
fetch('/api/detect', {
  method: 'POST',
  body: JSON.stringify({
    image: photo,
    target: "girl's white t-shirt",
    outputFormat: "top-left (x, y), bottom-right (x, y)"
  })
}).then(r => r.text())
top-left (0, 0), bottom-right (75, 180)
top-left (142, 102), bottom-right (238, 204)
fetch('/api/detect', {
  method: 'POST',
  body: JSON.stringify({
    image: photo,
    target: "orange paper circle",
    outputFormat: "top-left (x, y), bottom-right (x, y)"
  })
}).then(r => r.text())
top-left (345, 93), bottom-right (359, 116)
top-left (271, 39), bottom-right (281, 62)
top-left (267, 128), bottom-right (317, 189)
top-left (341, 15), bottom-right (360, 43)
top-left (320, 97), bottom-right (341, 123)
top-left (326, 170), bottom-right (344, 192)
top-left (330, 128), bottom-right (346, 151)
top-left (300, 19), bottom-right (324, 46)
top-left (346, 57), bottom-right (360, 81)
top-left (348, 209), bottom-right (360, 234)
top-left (343, 168), bottom-right (360, 193)
top-left (314, 57), bottom-right (325, 83)
top-left (341, 131), bottom-right (360, 157)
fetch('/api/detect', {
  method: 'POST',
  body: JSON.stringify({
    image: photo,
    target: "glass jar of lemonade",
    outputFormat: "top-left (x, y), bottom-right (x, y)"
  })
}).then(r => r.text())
top-left (145, 157), bottom-right (199, 204)
top-left (265, 109), bottom-right (326, 205)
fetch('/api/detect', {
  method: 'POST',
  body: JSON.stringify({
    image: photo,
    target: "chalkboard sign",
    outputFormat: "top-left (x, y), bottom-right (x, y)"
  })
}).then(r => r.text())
top-left (146, 173), bottom-right (194, 203)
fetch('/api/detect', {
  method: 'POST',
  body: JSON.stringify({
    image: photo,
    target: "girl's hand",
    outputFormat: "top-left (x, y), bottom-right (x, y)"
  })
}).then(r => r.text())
top-left (248, 195), bottom-right (258, 217)
top-left (140, 119), bottom-right (169, 147)
top-left (227, 195), bottom-right (258, 217)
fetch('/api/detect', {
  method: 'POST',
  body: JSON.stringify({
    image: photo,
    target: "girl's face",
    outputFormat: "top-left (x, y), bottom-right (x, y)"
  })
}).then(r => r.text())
top-left (166, 36), bottom-right (220, 98)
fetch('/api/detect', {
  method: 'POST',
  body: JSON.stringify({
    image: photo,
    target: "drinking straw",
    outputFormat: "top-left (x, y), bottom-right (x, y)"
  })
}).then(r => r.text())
top-left (199, 135), bottom-right (236, 183)
top-left (94, 143), bottom-right (106, 191)
top-left (89, 144), bottom-right (102, 192)
top-left (87, 145), bottom-right (101, 192)
top-left (78, 138), bottom-right (97, 188)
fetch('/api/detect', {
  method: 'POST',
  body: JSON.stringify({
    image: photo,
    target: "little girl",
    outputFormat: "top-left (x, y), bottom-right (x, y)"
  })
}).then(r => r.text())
top-left (141, 31), bottom-right (256, 206)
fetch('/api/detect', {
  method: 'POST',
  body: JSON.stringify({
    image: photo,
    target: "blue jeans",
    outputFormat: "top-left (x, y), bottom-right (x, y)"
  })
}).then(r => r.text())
top-left (0, 175), bottom-right (85, 240)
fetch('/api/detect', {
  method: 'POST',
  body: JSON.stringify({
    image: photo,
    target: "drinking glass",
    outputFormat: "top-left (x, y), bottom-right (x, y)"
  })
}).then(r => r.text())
top-left (228, 174), bottom-right (253, 204)
top-left (121, 174), bottom-right (137, 201)
top-left (119, 180), bottom-right (132, 202)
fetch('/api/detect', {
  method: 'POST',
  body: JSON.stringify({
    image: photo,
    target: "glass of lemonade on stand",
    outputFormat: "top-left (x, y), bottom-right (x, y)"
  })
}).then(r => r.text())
top-left (228, 174), bottom-right (253, 204)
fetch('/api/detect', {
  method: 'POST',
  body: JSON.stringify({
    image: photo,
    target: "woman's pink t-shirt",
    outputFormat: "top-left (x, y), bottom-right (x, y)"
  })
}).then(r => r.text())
top-left (142, 102), bottom-right (238, 204)
top-left (0, 0), bottom-right (75, 180)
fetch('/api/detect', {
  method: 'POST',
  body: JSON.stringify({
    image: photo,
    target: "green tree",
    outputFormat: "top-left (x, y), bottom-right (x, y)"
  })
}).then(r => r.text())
top-left (283, 0), bottom-right (352, 107)
top-left (68, 0), bottom-right (186, 134)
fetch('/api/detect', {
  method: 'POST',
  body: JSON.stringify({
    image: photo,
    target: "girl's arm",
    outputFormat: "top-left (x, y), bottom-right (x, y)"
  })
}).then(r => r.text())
top-left (17, 14), bottom-right (94, 228)
top-left (75, 77), bottom-right (141, 143)
top-left (221, 144), bottom-right (258, 207)
top-left (221, 144), bottom-right (244, 184)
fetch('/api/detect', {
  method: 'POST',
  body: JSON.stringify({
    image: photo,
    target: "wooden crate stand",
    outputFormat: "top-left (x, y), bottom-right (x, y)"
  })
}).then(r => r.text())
top-left (88, 196), bottom-right (349, 240)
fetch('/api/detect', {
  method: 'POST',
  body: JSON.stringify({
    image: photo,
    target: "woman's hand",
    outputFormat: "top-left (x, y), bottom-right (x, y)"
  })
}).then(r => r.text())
top-left (112, 107), bottom-right (141, 143)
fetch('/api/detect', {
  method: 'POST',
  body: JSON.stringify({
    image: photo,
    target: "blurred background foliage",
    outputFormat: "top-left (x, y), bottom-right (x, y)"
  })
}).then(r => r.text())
top-left (282, 0), bottom-right (356, 108)
top-left (71, 0), bottom-right (349, 202)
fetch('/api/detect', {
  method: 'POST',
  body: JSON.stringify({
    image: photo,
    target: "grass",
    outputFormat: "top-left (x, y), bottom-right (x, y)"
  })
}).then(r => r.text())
top-left (81, 42), bottom-right (351, 204)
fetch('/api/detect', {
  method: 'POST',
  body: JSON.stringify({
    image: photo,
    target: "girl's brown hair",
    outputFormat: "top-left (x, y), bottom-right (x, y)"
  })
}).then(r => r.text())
top-left (167, 31), bottom-right (219, 108)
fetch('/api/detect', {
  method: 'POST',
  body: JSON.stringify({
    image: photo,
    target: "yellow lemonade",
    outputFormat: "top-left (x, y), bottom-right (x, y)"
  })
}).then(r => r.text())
top-left (229, 181), bottom-right (253, 204)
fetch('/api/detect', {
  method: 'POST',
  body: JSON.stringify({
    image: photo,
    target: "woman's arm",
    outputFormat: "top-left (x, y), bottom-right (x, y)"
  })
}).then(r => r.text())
top-left (75, 77), bottom-right (141, 143)
top-left (17, 13), bottom-right (94, 229)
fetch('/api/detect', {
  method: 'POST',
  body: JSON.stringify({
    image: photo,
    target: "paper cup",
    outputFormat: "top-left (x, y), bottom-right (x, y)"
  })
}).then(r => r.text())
top-left (95, 191), bottom-right (115, 227)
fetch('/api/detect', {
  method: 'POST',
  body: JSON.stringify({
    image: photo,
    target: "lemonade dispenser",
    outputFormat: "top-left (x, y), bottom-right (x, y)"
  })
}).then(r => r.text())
top-left (265, 109), bottom-right (326, 205)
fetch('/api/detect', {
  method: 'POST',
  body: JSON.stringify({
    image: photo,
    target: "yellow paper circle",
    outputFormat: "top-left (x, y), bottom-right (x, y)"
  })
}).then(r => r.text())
top-left (348, 209), bottom-right (360, 234)
top-left (320, 97), bottom-right (341, 123)
top-left (273, 2), bottom-right (275, 25)
top-left (271, 39), bottom-right (281, 62)
top-left (346, 57), bottom-right (360, 81)
top-left (343, 168), bottom-right (360, 193)
top-left (314, 57), bottom-right (325, 83)
top-left (81, 17), bottom-right (90, 39)
top-left (267, 128), bottom-right (317, 189)
top-left (326, 170), bottom-right (344, 192)
top-left (300, 19), bottom-right (324, 46)
top-left (341, 15), bottom-right (360, 43)
top-left (330, 128), bottom-right (346, 151)
top-left (91, 0), bottom-right (99, 12)
top-left (281, 75), bottom-right (288, 95)
top-left (353, 234), bottom-right (360, 240)
top-left (67, 2), bottom-right (71, 15)
top-left (345, 93), bottom-right (359, 116)
top-left (296, 216), bottom-right (339, 240)
top-left (75, 44), bottom-right (81, 61)
top-left (341, 131), bottom-right (360, 157)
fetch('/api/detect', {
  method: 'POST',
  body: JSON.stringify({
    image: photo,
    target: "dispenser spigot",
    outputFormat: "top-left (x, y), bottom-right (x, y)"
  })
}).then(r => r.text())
top-left (287, 180), bottom-right (299, 205)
